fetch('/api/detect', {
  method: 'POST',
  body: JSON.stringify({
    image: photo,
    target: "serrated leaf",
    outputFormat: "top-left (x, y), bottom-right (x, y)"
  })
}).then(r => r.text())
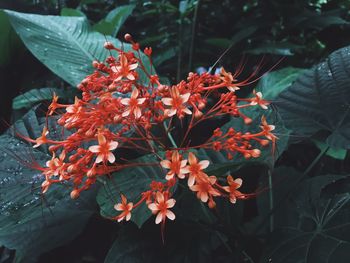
top-left (96, 154), bottom-right (167, 228)
top-left (275, 46), bottom-right (350, 149)
top-left (4, 10), bottom-right (152, 87)
top-left (0, 109), bottom-right (97, 262)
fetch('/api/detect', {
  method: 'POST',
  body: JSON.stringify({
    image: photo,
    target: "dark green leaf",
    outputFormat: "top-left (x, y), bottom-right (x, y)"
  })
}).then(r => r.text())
top-left (313, 140), bottom-right (348, 160)
top-left (93, 5), bottom-right (135, 37)
top-left (261, 171), bottom-right (350, 263)
top-left (60, 8), bottom-right (86, 17)
top-left (255, 67), bottom-right (304, 100)
top-left (104, 224), bottom-right (226, 263)
top-left (97, 154), bottom-right (167, 228)
top-left (12, 87), bottom-right (77, 110)
top-left (275, 46), bottom-right (350, 149)
top-left (0, 109), bottom-right (97, 262)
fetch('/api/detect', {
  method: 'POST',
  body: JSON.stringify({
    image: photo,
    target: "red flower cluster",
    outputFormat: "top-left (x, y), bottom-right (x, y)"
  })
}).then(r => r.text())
top-left (22, 34), bottom-right (276, 226)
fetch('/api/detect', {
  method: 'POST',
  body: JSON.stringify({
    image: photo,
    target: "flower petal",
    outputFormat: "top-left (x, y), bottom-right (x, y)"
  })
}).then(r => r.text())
top-left (161, 98), bottom-right (173, 106)
top-left (199, 160), bottom-right (210, 170)
top-left (166, 210), bottom-right (175, 220)
top-left (89, 145), bottom-right (100, 153)
top-left (160, 160), bottom-right (171, 169)
top-left (95, 154), bottom-right (104, 163)
top-left (109, 141), bottom-right (119, 150)
top-left (108, 152), bottom-right (116, 163)
top-left (180, 93), bottom-right (190, 103)
top-left (166, 199), bottom-right (176, 208)
top-left (155, 212), bottom-right (163, 224)
top-left (120, 98), bottom-right (130, 105)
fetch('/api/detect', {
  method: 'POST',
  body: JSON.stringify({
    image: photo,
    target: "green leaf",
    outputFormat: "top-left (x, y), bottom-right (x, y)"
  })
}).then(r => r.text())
top-left (275, 46), bottom-right (350, 149)
top-left (205, 26), bottom-right (258, 49)
top-left (261, 172), bottom-right (350, 263)
top-left (60, 7), bottom-right (86, 17)
top-left (0, 109), bottom-right (97, 262)
top-left (96, 154), bottom-right (167, 228)
top-left (4, 10), bottom-right (151, 87)
top-left (255, 67), bottom-right (304, 100)
top-left (313, 139), bottom-right (348, 160)
top-left (104, 224), bottom-right (226, 263)
top-left (12, 87), bottom-right (77, 110)
top-left (93, 5), bottom-right (135, 37)
top-left (246, 42), bottom-right (303, 56)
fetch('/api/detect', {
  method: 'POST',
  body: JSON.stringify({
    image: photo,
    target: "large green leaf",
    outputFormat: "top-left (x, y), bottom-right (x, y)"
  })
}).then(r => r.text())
top-left (12, 87), bottom-right (77, 110)
top-left (255, 67), bottom-right (304, 100)
top-left (275, 46), bottom-right (350, 149)
top-left (97, 154), bottom-right (167, 228)
top-left (104, 224), bottom-right (227, 263)
top-left (261, 171), bottom-right (350, 263)
top-left (0, 109), bottom-right (97, 262)
top-left (93, 5), bottom-right (135, 37)
top-left (4, 10), bottom-right (151, 87)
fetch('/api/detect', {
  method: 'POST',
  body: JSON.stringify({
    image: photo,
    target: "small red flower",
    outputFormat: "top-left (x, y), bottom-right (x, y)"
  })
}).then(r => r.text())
top-left (161, 87), bottom-right (192, 118)
top-left (190, 176), bottom-right (220, 202)
top-left (250, 90), bottom-right (269, 109)
top-left (33, 127), bottom-right (49, 148)
top-left (182, 152), bottom-right (210, 186)
top-left (89, 133), bottom-right (118, 163)
top-left (223, 175), bottom-right (244, 203)
top-left (114, 194), bottom-right (133, 222)
top-left (111, 54), bottom-right (138, 81)
top-left (148, 192), bottom-right (176, 224)
top-left (120, 88), bottom-right (146, 119)
top-left (160, 151), bottom-right (187, 180)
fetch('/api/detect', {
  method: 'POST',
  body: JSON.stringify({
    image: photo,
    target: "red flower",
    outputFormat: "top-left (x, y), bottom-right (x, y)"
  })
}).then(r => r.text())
top-left (120, 88), bottom-right (146, 119)
top-left (111, 54), bottom-right (138, 81)
top-left (148, 192), bottom-right (176, 224)
top-left (161, 87), bottom-right (192, 118)
top-left (182, 152), bottom-right (210, 186)
top-left (160, 151), bottom-right (188, 180)
top-left (223, 175), bottom-right (244, 204)
top-left (89, 133), bottom-right (118, 163)
top-left (114, 194), bottom-right (133, 222)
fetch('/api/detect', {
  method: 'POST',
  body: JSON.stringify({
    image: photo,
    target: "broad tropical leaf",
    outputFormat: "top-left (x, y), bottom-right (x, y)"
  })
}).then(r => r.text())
top-left (0, 109), bottom-right (97, 262)
top-left (97, 154), bottom-right (167, 228)
top-left (4, 10), bottom-right (152, 87)
top-left (275, 46), bottom-right (350, 149)
top-left (261, 170), bottom-right (350, 263)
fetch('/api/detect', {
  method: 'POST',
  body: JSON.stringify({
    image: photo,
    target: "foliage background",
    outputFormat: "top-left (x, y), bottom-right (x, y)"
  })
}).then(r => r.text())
top-left (0, 0), bottom-right (350, 262)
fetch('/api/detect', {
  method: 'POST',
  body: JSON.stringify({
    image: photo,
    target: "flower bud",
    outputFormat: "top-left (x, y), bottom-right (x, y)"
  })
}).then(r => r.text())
top-left (124, 33), bottom-right (132, 42)
top-left (70, 189), bottom-right (80, 199)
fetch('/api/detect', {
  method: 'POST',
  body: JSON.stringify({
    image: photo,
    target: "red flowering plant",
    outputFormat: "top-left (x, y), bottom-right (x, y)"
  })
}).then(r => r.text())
top-left (14, 33), bottom-right (277, 233)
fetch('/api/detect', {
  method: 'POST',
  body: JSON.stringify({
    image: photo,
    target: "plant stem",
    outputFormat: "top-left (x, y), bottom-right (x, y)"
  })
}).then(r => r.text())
top-left (188, 0), bottom-right (201, 72)
top-left (177, 15), bottom-right (184, 82)
top-left (268, 169), bottom-right (274, 232)
top-left (253, 146), bottom-right (329, 233)
top-left (163, 122), bottom-right (178, 148)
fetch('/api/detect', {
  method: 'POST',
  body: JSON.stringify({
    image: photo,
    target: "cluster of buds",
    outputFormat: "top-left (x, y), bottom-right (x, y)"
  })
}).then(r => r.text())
top-left (21, 33), bottom-right (277, 226)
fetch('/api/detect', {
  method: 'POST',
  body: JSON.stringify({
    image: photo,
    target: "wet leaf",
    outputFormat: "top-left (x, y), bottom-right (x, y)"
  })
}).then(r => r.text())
top-left (4, 10), bottom-right (152, 87)
top-left (0, 109), bottom-right (97, 262)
